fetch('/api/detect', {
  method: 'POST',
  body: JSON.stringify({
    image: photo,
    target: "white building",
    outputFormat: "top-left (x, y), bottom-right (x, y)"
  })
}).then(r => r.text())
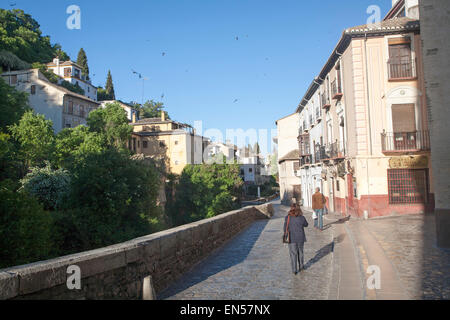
top-left (1, 69), bottom-right (100, 133)
top-left (47, 58), bottom-right (98, 101)
top-left (205, 141), bottom-right (237, 163)
top-left (276, 113), bottom-right (302, 205)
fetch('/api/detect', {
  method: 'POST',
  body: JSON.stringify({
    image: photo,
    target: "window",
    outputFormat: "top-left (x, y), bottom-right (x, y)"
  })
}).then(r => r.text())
top-left (10, 75), bottom-right (17, 85)
top-left (293, 161), bottom-right (300, 172)
top-left (31, 85), bottom-right (36, 95)
top-left (249, 168), bottom-right (253, 173)
top-left (175, 140), bottom-right (178, 145)
top-left (80, 105), bottom-right (85, 118)
top-left (336, 180), bottom-right (340, 191)
top-left (159, 141), bottom-right (165, 148)
top-left (388, 169), bottom-right (428, 204)
top-left (388, 38), bottom-right (414, 79)
top-left (74, 68), bottom-right (81, 79)
top-left (64, 68), bottom-right (71, 77)
top-left (68, 101), bottom-right (73, 114)
top-left (143, 141), bottom-right (148, 148)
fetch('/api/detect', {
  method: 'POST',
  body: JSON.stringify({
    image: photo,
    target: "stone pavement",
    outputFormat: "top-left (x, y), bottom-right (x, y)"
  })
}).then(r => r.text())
top-left (160, 202), bottom-right (337, 300)
top-left (159, 201), bottom-right (450, 300)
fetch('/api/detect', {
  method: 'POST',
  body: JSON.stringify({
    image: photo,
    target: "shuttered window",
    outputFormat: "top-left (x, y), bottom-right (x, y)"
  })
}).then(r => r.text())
top-left (392, 104), bottom-right (416, 132)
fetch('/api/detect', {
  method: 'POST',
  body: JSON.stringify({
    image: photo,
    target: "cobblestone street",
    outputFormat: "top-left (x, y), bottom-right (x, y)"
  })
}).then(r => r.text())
top-left (160, 201), bottom-right (450, 300)
top-left (160, 202), bottom-right (336, 300)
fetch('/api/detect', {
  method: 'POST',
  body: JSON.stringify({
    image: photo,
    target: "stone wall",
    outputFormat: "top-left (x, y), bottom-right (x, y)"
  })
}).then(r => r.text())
top-left (419, 0), bottom-right (450, 247)
top-left (0, 204), bottom-right (273, 300)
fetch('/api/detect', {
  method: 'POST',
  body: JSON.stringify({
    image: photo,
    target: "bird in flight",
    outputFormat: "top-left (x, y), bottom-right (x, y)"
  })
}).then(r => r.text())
top-left (162, 52), bottom-right (166, 56)
top-left (10, 2), bottom-right (16, 6)
top-left (233, 99), bottom-right (238, 103)
top-left (132, 69), bottom-right (142, 79)
top-left (161, 94), bottom-right (165, 99)
top-left (235, 36), bottom-right (239, 41)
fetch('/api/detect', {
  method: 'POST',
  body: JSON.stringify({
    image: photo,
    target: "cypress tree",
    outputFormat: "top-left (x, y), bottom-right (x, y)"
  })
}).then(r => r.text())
top-left (105, 70), bottom-right (115, 100)
top-left (76, 48), bottom-right (90, 81)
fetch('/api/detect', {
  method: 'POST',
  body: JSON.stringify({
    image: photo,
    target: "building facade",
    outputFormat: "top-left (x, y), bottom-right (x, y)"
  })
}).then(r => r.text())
top-left (47, 58), bottom-right (98, 101)
top-left (1, 69), bottom-right (99, 133)
top-left (130, 112), bottom-right (204, 175)
top-left (294, 1), bottom-right (434, 218)
top-left (276, 113), bottom-right (302, 205)
top-left (419, 0), bottom-right (450, 247)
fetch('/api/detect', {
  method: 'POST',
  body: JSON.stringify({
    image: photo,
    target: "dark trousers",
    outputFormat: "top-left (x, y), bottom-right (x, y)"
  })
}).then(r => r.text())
top-left (288, 242), bottom-right (304, 273)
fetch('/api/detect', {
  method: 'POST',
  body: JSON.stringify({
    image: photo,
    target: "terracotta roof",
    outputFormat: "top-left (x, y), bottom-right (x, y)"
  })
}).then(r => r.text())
top-left (278, 150), bottom-right (299, 163)
top-left (345, 17), bottom-right (419, 35)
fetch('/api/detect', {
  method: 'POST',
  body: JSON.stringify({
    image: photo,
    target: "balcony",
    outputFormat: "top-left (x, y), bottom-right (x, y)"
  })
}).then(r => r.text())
top-left (322, 141), bottom-right (345, 160)
top-left (321, 92), bottom-right (331, 109)
top-left (388, 58), bottom-right (417, 81)
top-left (331, 79), bottom-right (343, 100)
top-left (313, 144), bottom-right (326, 163)
top-left (381, 130), bottom-right (430, 153)
top-left (300, 155), bottom-right (312, 167)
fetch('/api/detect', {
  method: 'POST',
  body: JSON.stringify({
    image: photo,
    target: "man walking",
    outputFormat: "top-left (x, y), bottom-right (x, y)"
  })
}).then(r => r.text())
top-left (312, 187), bottom-right (326, 231)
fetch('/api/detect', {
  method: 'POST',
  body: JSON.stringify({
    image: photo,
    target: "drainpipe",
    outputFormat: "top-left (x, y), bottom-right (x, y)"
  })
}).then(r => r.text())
top-left (363, 32), bottom-right (373, 217)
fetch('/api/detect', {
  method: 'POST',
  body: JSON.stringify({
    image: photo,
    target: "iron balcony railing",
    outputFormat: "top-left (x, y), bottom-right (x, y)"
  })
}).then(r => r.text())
top-left (322, 141), bottom-right (345, 160)
top-left (321, 91), bottom-right (331, 108)
top-left (331, 79), bottom-right (343, 99)
top-left (313, 144), bottom-right (326, 163)
top-left (388, 58), bottom-right (417, 80)
top-left (381, 130), bottom-right (430, 153)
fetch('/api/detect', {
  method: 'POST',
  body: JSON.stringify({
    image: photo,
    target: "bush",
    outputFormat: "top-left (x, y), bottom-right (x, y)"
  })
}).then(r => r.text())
top-left (20, 162), bottom-right (70, 210)
top-left (0, 180), bottom-right (53, 268)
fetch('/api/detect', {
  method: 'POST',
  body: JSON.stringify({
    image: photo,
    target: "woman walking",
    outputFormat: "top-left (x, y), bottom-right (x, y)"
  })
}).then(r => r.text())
top-left (283, 203), bottom-right (308, 275)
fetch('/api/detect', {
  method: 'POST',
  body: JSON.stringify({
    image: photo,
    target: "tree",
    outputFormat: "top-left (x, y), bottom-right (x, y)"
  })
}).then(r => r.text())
top-left (0, 9), bottom-right (69, 66)
top-left (9, 111), bottom-right (55, 168)
top-left (55, 149), bottom-right (160, 253)
top-left (105, 70), bottom-right (115, 100)
top-left (76, 48), bottom-right (90, 81)
top-left (133, 100), bottom-right (170, 119)
top-left (0, 179), bottom-right (53, 268)
top-left (168, 163), bottom-right (243, 226)
top-left (87, 102), bottom-right (132, 149)
top-left (0, 77), bottom-right (30, 129)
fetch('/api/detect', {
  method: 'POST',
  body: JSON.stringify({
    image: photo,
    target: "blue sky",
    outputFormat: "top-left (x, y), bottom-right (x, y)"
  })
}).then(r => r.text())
top-left (2, 0), bottom-right (391, 154)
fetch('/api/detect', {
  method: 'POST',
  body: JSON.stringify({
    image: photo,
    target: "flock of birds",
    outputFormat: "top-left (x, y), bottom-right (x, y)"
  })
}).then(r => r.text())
top-left (138, 34), bottom-right (269, 104)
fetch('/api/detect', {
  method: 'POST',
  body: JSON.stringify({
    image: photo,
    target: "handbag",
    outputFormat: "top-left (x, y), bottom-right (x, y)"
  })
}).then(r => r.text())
top-left (323, 206), bottom-right (329, 215)
top-left (283, 216), bottom-right (291, 243)
top-left (312, 211), bottom-right (317, 219)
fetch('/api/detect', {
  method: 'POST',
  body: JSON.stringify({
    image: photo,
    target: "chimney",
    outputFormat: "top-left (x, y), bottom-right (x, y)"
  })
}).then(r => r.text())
top-left (132, 111), bottom-right (136, 123)
top-left (161, 111), bottom-right (166, 122)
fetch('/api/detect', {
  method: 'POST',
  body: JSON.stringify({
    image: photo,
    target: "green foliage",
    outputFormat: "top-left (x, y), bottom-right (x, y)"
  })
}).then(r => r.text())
top-left (20, 162), bottom-right (70, 210)
top-left (9, 111), bottom-right (55, 168)
top-left (0, 77), bottom-right (29, 129)
top-left (105, 70), bottom-right (115, 100)
top-left (132, 100), bottom-right (170, 119)
top-left (87, 102), bottom-right (132, 149)
top-left (60, 80), bottom-right (85, 96)
top-left (76, 48), bottom-right (89, 81)
top-left (0, 9), bottom-right (69, 66)
top-left (168, 163), bottom-right (243, 226)
top-left (55, 149), bottom-right (160, 253)
top-left (0, 50), bottom-right (30, 71)
top-left (0, 179), bottom-right (53, 268)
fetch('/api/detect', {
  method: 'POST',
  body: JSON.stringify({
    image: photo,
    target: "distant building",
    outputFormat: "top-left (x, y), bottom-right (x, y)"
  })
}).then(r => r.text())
top-left (276, 113), bottom-right (302, 205)
top-left (205, 141), bottom-right (238, 163)
top-left (47, 58), bottom-right (98, 101)
top-left (1, 68), bottom-right (100, 133)
top-left (100, 100), bottom-right (139, 123)
top-left (130, 112), bottom-right (205, 175)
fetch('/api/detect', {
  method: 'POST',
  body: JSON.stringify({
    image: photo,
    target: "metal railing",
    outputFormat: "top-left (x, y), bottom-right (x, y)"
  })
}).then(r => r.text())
top-left (388, 58), bottom-right (417, 79)
top-left (331, 79), bottom-right (342, 98)
top-left (381, 130), bottom-right (430, 152)
top-left (321, 91), bottom-right (330, 108)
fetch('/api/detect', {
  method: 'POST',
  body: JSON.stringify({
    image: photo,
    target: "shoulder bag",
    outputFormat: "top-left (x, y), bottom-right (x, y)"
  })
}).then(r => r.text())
top-left (283, 216), bottom-right (291, 243)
